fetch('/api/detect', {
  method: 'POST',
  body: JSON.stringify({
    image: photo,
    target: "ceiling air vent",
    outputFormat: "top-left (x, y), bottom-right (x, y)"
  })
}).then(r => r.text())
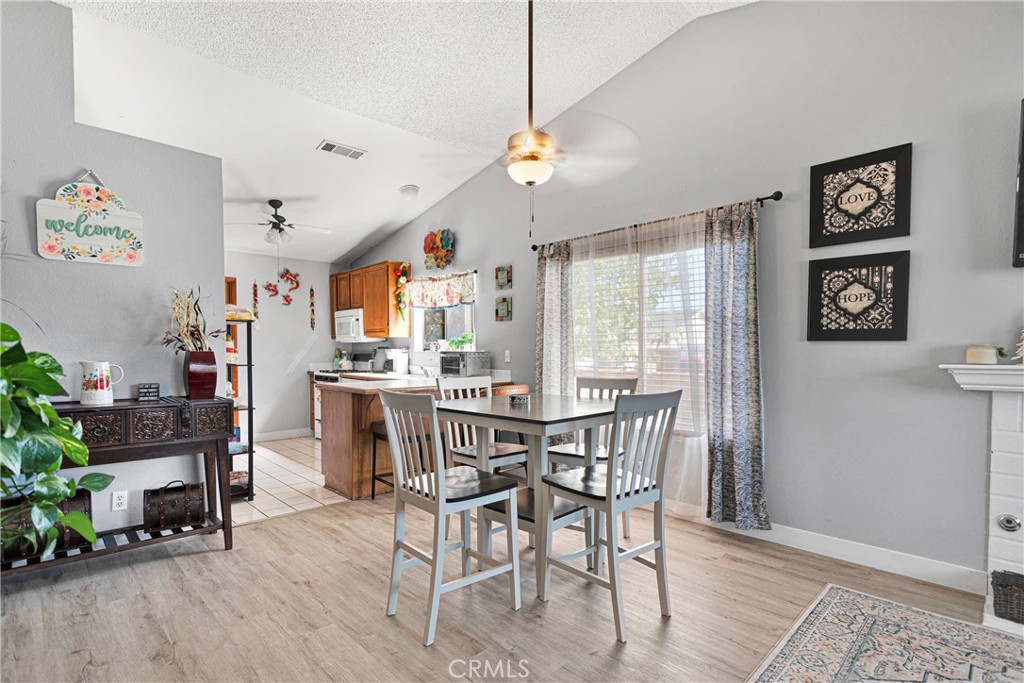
top-left (316, 139), bottom-right (367, 160)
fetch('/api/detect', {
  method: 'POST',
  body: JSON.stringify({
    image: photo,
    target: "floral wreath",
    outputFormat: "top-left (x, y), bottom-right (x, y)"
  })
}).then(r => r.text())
top-left (423, 229), bottom-right (455, 269)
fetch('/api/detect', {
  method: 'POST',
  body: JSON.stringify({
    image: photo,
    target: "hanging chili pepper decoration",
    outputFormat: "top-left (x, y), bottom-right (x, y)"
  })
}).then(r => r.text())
top-left (252, 281), bottom-right (259, 319)
top-left (309, 287), bottom-right (316, 330)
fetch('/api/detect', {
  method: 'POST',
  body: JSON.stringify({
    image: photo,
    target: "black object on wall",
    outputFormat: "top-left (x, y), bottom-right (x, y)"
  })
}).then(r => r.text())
top-left (1013, 99), bottom-right (1024, 268)
top-left (807, 250), bottom-right (911, 342)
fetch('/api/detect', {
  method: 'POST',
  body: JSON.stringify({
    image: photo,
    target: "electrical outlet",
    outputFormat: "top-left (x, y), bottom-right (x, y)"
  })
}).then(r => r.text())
top-left (504, 350), bottom-right (511, 363)
top-left (111, 491), bottom-right (128, 511)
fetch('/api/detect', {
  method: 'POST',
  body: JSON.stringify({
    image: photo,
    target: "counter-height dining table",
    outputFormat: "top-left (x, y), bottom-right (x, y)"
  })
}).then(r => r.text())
top-left (435, 393), bottom-right (618, 597)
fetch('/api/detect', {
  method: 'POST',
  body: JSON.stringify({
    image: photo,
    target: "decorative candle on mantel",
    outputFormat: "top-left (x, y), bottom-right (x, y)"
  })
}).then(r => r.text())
top-left (965, 344), bottom-right (1003, 365)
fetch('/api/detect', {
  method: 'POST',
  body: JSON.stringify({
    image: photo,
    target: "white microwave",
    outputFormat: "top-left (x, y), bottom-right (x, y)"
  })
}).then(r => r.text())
top-left (334, 308), bottom-right (376, 343)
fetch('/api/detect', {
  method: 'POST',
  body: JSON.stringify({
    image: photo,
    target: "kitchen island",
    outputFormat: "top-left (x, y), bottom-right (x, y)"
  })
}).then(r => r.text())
top-left (319, 376), bottom-right (512, 499)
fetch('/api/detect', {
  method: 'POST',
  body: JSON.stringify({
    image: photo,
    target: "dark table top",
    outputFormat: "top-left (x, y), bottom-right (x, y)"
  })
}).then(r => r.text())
top-left (436, 394), bottom-right (616, 426)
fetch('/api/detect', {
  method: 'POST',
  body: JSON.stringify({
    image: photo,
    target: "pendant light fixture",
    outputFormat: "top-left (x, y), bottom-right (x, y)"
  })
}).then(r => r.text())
top-left (505, 0), bottom-right (559, 187)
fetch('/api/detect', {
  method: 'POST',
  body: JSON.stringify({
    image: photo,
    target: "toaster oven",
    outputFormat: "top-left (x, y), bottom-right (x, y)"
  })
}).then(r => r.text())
top-left (439, 351), bottom-right (490, 377)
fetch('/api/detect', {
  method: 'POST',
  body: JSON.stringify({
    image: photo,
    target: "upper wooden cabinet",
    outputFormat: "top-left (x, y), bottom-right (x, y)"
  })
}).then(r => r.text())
top-left (329, 260), bottom-right (409, 339)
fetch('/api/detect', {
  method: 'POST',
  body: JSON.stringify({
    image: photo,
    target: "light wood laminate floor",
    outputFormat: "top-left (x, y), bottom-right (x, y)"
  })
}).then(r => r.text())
top-left (1, 498), bottom-right (982, 682)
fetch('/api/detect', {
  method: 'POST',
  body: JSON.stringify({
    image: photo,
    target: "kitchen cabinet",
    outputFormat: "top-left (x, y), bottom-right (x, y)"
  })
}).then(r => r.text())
top-left (328, 260), bottom-right (409, 339)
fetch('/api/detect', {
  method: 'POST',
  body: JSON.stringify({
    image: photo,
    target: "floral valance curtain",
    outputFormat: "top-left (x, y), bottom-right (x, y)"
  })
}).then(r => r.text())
top-left (406, 271), bottom-right (477, 309)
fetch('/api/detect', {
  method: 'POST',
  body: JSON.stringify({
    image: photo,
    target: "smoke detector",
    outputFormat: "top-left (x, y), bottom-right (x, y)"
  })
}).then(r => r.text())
top-left (399, 185), bottom-right (420, 200)
top-left (316, 139), bottom-right (367, 160)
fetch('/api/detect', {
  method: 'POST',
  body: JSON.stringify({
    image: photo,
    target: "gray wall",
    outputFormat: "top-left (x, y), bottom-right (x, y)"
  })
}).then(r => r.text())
top-left (224, 251), bottom-right (336, 438)
top-left (354, 1), bottom-right (1024, 570)
top-left (1, 1), bottom-right (225, 531)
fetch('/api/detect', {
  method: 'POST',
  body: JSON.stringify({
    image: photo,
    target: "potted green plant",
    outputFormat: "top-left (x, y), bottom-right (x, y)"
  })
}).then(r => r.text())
top-left (447, 331), bottom-right (476, 350)
top-left (161, 287), bottom-right (223, 399)
top-left (0, 323), bottom-right (113, 559)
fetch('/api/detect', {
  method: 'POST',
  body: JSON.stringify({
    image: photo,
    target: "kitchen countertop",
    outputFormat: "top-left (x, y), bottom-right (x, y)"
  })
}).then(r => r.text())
top-left (317, 376), bottom-right (510, 395)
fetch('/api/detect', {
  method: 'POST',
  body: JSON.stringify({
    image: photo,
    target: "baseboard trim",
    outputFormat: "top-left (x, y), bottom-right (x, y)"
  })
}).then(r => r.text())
top-left (253, 428), bottom-right (314, 442)
top-left (671, 511), bottom-right (986, 595)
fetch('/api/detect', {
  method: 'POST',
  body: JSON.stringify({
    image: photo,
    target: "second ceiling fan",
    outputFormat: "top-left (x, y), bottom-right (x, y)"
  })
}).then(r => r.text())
top-left (225, 199), bottom-right (331, 244)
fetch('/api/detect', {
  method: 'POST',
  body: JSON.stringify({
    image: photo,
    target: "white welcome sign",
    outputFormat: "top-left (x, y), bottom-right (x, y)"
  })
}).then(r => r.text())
top-left (36, 182), bottom-right (144, 266)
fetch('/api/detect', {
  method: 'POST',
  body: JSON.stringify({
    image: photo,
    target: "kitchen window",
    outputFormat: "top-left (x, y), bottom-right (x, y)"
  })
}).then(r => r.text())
top-left (412, 304), bottom-right (475, 351)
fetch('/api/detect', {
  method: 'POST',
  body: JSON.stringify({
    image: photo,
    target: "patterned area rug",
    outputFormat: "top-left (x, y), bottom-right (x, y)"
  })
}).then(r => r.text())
top-left (750, 584), bottom-right (1024, 682)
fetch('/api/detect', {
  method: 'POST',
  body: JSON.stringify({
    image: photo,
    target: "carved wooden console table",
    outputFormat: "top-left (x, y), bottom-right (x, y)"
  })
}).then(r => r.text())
top-left (1, 397), bottom-right (234, 576)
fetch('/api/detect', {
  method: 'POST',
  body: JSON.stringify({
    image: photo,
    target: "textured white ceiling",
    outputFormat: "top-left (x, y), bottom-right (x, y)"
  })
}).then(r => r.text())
top-left (64, 0), bottom-right (743, 151)
top-left (65, 1), bottom-right (747, 261)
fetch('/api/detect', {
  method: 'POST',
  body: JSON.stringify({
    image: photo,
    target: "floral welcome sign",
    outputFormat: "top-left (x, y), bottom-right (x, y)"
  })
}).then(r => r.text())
top-left (36, 182), bottom-right (144, 266)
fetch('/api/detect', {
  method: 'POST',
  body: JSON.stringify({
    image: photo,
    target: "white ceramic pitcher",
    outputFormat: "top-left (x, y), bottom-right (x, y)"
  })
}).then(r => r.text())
top-left (79, 361), bottom-right (124, 406)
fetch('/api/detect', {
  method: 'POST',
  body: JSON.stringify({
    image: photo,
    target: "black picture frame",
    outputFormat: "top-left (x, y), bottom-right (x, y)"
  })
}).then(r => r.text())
top-left (807, 250), bottom-right (910, 341)
top-left (810, 144), bottom-right (912, 248)
top-left (1013, 99), bottom-right (1024, 267)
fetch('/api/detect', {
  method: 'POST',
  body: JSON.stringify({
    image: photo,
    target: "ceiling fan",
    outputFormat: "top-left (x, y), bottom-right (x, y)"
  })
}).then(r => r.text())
top-left (501, 1), bottom-right (639, 189)
top-left (224, 199), bottom-right (331, 244)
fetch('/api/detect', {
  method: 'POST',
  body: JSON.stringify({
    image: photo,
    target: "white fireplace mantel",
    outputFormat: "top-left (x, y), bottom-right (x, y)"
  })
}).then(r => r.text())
top-left (939, 364), bottom-right (1024, 393)
top-left (940, 363), bottom-right (1024, 636)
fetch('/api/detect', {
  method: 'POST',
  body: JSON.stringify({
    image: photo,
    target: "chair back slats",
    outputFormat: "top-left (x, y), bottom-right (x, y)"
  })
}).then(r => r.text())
top-left (379, 390), bottom-right (445, 503)
top-left (606, 391), bottom-right (682, 500)
top-left (436, 376), bottom-right (493, 456)
top-left (575, 376), bottom-right (638, 450)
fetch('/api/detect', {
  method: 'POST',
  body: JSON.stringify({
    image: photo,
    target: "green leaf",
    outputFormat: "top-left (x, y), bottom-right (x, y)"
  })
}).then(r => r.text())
top-left (0, 439), bottom-right (21, 477)
top-left (66, 477), bottom-right (76, 498)
top-left (17, 432), bottom-right (63, 474)
top-left (32, 472), bottom-right (70, 501)
top-left (53, 430), bottom-right (88, 466)
top-left (41, 526), bottom-right (58, 558)
top-left (60, 511), bottom-right (97, 544)
top-left (1, 342), bottom-right (28, 366)
top-left (26, 352), bottom-right (62, 377)
top-left (76, 472), bottom-right (113, 492)
top-left (6, 363), bottom-right (66, 396)
top-left (30, 501), bottom-right (59, 535)
top-left (0, 324), bottom-right (21, 344)
top-left (1, 397), bottom-right (19, 438)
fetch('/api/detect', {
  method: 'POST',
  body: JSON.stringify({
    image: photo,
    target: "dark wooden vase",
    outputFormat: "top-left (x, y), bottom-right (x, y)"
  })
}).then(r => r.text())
top-left (183, 350), bottom-right (217, 400)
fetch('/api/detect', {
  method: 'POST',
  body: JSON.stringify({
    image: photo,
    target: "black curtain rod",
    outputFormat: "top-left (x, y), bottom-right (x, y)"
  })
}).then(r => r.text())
top-left (530, 190), bottom-right (784, 251)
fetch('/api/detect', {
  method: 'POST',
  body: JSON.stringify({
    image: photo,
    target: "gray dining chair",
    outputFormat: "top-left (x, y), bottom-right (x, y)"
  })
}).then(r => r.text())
top-left (549, 376), bottom-right (639, 538)
top-left (539, 389), bottom-right (681, 642)
top-left (379, 390), bottom-right (522, 646)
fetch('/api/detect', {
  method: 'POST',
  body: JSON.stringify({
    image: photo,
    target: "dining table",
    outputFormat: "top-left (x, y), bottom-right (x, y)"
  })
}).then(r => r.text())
top-left (434, 393), bottom-right (618, 597)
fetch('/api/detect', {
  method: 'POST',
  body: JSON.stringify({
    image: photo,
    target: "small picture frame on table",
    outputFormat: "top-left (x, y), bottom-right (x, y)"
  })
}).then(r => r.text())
top-left (810, 143), bottom-right (912, 248)
top-left (807, 250), bottom-right (910, 341)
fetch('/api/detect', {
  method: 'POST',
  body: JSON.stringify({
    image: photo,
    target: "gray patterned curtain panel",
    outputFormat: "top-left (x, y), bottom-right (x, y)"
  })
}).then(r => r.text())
top-left (705, 201), bottom-right (771, 530)
top-left (534, 240), bottom-right (575, 395)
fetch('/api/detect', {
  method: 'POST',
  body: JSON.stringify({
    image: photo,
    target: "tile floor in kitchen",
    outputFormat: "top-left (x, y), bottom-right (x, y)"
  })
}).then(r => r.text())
top-left (230, 436), bottom-right (346, 525)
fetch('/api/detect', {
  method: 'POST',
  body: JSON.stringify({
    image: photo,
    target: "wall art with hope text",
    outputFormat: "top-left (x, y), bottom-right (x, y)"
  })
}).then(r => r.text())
top-left (36, 182), bottom-right (143, 266)
top-left (807, 251), bottom-right (910, 341)
top-left (810, 144), bottom-right (912, 248)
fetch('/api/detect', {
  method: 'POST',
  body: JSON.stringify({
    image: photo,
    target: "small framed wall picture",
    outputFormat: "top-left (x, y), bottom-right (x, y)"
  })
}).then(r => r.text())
top-left (496, 264), bottom-right (512, 290)
top-left (495, 296), bottom-right (512, 322)
top-left (807, 250), bottom-right (910, 341)
top-left (810, 143), bottom-right (912, 248)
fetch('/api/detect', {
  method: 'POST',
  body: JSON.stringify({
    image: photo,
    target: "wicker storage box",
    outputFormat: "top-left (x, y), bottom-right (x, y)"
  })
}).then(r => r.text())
top-left (143, 480), bottom-right (205, 533)
top-left (991, 570), bottom-right (1024, 625)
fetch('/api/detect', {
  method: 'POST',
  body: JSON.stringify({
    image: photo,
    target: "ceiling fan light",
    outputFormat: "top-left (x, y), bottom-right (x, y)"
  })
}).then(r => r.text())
top-left (507, 159), bottom-right (553, 187)
top-left (279, 229), bottom-right (294, 243)
top-left (264, 227), bottom-right (280, 244)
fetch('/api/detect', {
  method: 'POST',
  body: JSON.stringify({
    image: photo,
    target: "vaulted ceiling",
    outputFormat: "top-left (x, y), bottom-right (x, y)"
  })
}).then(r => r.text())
top-left (65, 1), bottom-right (747, 262)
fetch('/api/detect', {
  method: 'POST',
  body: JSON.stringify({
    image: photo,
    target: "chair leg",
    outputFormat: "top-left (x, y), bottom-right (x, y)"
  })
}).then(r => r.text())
top-left (606, 508), bottom-right (626, 642)
top-left (505, 493), bottom-right (521, 610)
top-left (460, 510), bottom-right (472, 578)
top-left (585, 509), bottom-right (596, 571)
top-left (480, 510), bottom-right (493, 563)
top-left (423, 514), bottom-right (446, 647)
top-left (653, 499), bottom-right (672, 617)
top-left (622, 510), bottom-right (631, 539)
top-left (595, 510), bottom-right (606, 579)
top-left (539, 485), bottom-right (554, 602)
top-left (371, 437), bottom-right (378, 500)
top-left (386, 498), bottom-right (405, 616)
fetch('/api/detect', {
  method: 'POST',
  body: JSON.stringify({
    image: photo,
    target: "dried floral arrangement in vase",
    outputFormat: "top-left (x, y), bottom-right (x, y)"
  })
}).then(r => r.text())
top-left (161, 287), bottom-right (224, 399)
top-left (1013, 328), bottom-right (1024, 363)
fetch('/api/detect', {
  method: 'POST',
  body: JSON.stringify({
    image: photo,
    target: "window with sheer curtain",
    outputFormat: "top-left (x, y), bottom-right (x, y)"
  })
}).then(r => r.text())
top-left (571, 212), bottom-right (707, 516)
